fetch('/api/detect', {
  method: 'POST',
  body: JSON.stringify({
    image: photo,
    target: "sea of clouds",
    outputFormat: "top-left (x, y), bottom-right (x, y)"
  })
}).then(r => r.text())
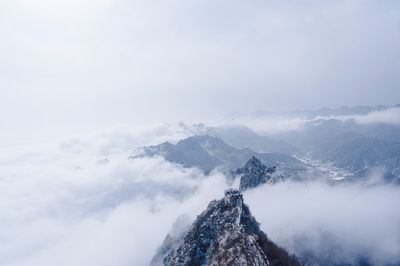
top-left (1, 119), bottom-right (399, 266)
top-left (222, 106), bottom-right (400, 135)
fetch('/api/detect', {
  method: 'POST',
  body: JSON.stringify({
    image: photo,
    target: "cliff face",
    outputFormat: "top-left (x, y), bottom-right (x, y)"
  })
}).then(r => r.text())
top-left (236, 156), bottom-right (283, 191)
top-left (154, 189), bottom-right (300, 266)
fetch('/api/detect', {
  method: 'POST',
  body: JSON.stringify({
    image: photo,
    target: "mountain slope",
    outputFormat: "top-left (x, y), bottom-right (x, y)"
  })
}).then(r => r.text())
top-left (196, 124), bottom-right (299, 154)
top-left (281, 118), bottom-right (400, 183)
top-left (138, 135), bottom-right (305, 176)
top-left (155, 189), bottom-right (300, 266)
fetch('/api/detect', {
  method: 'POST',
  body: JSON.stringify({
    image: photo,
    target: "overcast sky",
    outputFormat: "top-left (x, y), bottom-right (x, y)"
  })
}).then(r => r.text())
top-left (1, 0), bottom-right (400, 137)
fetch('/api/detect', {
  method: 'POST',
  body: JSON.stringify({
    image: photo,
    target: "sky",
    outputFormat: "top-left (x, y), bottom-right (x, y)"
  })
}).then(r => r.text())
top-left (1, 0), bottom-right (400, 137)
top-left (1, 2), bottom-right (400, 265)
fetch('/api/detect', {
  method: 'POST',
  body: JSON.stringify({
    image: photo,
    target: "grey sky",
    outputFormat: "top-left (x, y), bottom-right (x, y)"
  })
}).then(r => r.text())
top-left (1, 0), bottom-right (400, 136)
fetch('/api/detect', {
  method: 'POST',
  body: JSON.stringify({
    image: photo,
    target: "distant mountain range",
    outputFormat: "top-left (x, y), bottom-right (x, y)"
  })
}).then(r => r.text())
top-left (253, 104), bottom-right (400, 119)
top-left (281, 118), bottom-right (400, 184)
top-left (194, 124), bottom-right (299, 154)
top-left (204, 105), bottom-right (400, 184)
top-left (130, 105), bottom-right (400, 184)
top-left (136, 135), bottom-right (306, 177)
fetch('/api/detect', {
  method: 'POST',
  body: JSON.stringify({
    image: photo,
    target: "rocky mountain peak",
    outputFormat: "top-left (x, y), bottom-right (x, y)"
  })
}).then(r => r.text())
top-left (244, 156), bottom-right (265, 171)
top-left (236, 157), bottom-right (282, 191)
top-left (155, 189), bottom-right (300, 266)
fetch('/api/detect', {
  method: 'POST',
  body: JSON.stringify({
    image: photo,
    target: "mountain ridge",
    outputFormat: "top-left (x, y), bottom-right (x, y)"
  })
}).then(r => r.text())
top-left (136, 135), bottom-right (306, 177)
top-left (153, 189), bottom-right (300, 266)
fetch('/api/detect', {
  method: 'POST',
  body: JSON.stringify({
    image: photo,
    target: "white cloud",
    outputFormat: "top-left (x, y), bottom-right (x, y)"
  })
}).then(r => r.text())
top-left (1, 123), bottom-right (399, 266)
top-left (308, 107), bottom-right (400, 127)
top-left (245, 180), bottom-right (400, 265)
top-left (348, 107), bottom-right (400, 125)
top-left (220, 115), bottom-right (309, 135)
top-left (0, 123), bottom-right (227, 266)
top-left (222, 107), bottom-right (400, 135)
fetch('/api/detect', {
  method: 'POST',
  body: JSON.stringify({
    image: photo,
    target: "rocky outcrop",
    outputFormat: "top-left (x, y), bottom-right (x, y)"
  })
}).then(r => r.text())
top-left (154, 189), bottom-right (300, 266)
top-left (235, 156), bottom-right (283, 191)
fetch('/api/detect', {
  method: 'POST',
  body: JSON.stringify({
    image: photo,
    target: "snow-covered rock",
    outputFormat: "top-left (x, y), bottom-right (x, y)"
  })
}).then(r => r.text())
top-left (153, 189), bottom-right (299, 266)
top-left (235, 156), bottom-right (283, 191)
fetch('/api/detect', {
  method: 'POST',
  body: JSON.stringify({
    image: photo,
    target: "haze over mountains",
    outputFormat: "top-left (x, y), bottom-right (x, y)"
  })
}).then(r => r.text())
top-left (141, 105), bottom-right (400, 265)
top-left (133, 105), bottom-right (400, 185)
top-left (241, 104), bottom-right (400, 120)
top-left (1, 105), bottom-right (400, 266)
top-left (278, 105), bottom-right (400, 184)
top-left (137, 135), bottom-right (305, 178)
top-left (3, 0), bottom-right (400, 264)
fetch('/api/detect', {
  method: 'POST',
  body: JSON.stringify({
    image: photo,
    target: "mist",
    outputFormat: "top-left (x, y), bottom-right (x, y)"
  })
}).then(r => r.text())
top-left (0, 124), bottom-right (225, 266)
top-left (0, 123), bottom-right (398, 266)
top-left (246, 180), bottom-right (400, 265)
top-left (221, 106), bottom-right (400, 135)
top-left (2, 0), bottom-right (400, 265)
